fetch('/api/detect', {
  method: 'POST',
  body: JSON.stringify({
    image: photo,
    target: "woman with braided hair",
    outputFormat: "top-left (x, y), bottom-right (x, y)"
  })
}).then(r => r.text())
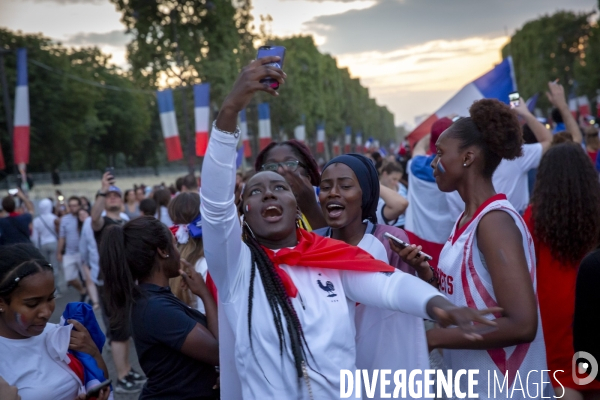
top-left (201, 56), bottom-right (499, 399)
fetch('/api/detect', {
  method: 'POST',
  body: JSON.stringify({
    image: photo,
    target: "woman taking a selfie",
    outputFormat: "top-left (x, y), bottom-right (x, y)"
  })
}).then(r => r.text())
top-left (0, 244), bottom-right (109, 400)
top-left (200, 56), bottom-right (497, 399)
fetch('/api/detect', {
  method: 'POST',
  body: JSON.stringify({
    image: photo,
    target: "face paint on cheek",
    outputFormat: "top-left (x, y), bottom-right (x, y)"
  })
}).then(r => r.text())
top-left (15, 312), bottom-right (27, 329)
top-left (437, 160), bottom-right (447, 174)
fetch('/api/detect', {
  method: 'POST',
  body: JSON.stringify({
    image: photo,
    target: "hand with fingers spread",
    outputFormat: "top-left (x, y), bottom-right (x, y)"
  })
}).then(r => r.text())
top-left (425, 296), bottom-right (501, 342)
top-left (546, 81), bottom-right (568, 109)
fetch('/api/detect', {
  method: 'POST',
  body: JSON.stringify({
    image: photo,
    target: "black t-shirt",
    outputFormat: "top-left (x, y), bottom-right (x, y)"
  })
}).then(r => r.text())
top-left (573, 249), bottom-right (600, 383)
top-left (132, 284), bottom-right (218, 399)
top-left (0, 213), bottom-right (32, 246)
top-left (93, 216), bottom-right (124, 246)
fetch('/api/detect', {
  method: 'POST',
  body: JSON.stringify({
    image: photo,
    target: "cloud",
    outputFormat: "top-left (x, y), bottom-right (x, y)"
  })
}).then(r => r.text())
top-left (64, 30), bottom-right (132, 47)
top-left (306, 0), bottom-right (597, 54)
top-left (334, 36), bottom-right (509, 123)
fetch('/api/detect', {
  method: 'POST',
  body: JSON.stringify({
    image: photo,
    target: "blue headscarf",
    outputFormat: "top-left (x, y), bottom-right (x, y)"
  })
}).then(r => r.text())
top-left (322, 154), bottom-right (380, 223)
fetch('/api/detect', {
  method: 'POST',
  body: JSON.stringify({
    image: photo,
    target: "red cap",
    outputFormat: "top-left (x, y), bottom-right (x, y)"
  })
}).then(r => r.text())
top-left (430, 117), bottom-right (453, 154)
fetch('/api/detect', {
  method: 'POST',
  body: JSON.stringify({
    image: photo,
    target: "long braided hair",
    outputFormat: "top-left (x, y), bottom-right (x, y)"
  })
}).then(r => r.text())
top-left (241, 221), bottom-right (313, 380)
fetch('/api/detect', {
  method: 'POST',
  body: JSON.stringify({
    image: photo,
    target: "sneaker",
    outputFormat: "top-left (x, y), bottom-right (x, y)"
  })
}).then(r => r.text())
top-left (126, 368), bottom-right (147, 384)
top-left (115, 378), bottom-right (142, 394)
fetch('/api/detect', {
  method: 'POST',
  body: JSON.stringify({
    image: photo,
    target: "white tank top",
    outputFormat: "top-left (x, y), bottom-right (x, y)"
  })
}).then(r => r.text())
top-left (437, 194), bottom-right (552, 399)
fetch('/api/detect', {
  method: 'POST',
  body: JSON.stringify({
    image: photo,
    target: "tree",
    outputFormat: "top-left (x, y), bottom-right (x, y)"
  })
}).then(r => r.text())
top-left (0, 29), bottom-right (154, 175)
top-left (502, 11), bottom-right (592, 108)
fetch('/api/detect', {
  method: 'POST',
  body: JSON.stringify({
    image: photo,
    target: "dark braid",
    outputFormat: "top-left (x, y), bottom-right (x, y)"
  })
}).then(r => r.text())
top-left (0, 244), bottom-right (54, 301)
top-left (243, 223), bottom-right (311, 378)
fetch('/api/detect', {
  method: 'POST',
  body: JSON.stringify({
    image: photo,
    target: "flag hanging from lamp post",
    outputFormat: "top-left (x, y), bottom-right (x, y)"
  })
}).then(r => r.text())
top-left (193, 83), bottom-right (210, 156)
top-left (13, 48), bottom-right (30, 165)
top-left (157, 89), bottom-right (184, 162)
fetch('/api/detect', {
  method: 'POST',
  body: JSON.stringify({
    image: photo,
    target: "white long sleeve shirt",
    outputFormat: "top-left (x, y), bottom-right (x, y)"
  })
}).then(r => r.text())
top-left (79, 217), bottom-right (101, 285)
top-left (200, 126), bottom-right (441, 400)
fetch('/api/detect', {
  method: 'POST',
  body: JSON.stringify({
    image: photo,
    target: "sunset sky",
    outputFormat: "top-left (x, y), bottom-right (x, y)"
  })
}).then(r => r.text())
top-left (0, 0), bottom-right (597, 126)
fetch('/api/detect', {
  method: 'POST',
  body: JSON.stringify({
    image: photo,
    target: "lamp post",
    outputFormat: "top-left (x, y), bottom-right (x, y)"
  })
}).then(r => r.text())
top-left (0, 48), bottom-right (17, 183)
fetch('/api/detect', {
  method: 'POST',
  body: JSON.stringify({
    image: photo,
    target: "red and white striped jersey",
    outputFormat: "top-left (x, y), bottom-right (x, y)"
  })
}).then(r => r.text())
top-left (437, 194), bottom-right (552, 399)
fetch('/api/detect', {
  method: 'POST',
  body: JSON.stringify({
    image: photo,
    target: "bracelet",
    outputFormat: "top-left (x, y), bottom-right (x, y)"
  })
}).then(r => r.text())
top-left (425, 266), bottom-right (437, 284)
top-left (96, 191), bottom-right (106, 197)
top-left (213, 121), bottom-right (240, 138)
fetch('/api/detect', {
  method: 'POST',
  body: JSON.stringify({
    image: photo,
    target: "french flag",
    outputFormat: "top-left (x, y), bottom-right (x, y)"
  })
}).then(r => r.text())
top-left (333, 138), bottom-right (340, 156)
top-left (406, 57), bottom-right (516, 148)
top-left (294, 124), bottom-right (306, 142)
top-left (316, 123), bottom-right (325, 153)
top-left (14, 48), bottom-right (30, 165)
top-left (344, 127), bottom-right (351, 153)
top-left (194, 83), bottom-right (210, 157)
top-left (568, 97), bottom-right (578, 119)
top-left (578, 95), bottom-right (590, 116)
top-left (157, 89), bottom-right (183, 162)
top-left (258, 103), bottom-right (272, 150)
top-left (240, 109), bottom-right (251, 158)
top-left (355, 132), bottom-right (363, 153)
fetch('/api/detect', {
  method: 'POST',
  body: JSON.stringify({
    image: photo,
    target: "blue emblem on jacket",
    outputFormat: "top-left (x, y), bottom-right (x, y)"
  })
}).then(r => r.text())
top-left (317, 280), bottom-right (337, 297)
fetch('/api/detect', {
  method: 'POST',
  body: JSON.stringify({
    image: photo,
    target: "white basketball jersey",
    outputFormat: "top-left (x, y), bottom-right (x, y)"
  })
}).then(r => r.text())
top-left (437, 194), bottom-right (553, 399)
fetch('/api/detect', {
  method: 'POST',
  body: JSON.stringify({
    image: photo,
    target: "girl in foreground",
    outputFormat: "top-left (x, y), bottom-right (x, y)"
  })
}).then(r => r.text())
top-left (201, 56), bottom-right (497, 399)
top-left (0, 244), bottom-right (109, 400)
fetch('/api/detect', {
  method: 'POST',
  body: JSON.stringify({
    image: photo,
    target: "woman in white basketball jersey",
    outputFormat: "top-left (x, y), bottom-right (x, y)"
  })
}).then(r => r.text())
top-left (427, 99), bottom-right (552, 399)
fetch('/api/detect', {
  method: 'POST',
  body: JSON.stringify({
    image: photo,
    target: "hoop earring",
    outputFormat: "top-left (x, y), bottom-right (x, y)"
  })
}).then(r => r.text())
top-left (244, 220), bottom-right (257, 240)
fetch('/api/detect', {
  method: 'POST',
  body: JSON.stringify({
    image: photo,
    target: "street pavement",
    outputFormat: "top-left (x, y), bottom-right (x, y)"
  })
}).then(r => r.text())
top-left (50, 287), bottom-right (144, 400)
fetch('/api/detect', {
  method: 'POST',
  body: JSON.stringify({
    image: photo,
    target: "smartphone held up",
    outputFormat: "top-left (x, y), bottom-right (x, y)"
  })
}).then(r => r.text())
top-left (509, 92), bottom-right (520, 108)
top-left (256, 46), bottom-right (286, 90)
top-left (383, 232), bottom-right (433, 261)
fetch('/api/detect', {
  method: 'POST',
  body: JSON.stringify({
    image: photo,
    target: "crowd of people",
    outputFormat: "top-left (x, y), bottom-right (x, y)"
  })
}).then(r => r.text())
top-left (0, 55), bottom-right (599, 400)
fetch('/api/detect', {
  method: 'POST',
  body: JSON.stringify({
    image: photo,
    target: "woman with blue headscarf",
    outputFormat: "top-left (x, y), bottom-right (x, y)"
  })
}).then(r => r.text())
top-left (316, 154), bottom-right (436, 400)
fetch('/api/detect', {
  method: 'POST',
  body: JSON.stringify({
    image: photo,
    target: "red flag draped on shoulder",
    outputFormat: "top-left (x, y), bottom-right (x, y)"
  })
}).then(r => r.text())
top-left (262, 228), bottom-right (394, 298)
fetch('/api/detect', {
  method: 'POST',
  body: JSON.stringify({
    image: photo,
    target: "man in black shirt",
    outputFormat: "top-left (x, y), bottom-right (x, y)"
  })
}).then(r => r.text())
top-left (91, 171), bottom-right (145, 394)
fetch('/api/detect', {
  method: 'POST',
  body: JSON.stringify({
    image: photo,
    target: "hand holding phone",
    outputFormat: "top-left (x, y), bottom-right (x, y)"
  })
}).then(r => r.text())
top-left (256, 46), bottom-right (286, 90)
top-left (85, 379), bottom-right (111, 399)
top-left (384, 232), bottom-right (433, 261)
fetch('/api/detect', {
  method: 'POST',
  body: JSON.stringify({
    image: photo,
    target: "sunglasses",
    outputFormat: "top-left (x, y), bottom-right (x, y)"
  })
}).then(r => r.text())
top-left (260, 160), bottom-right (306, 172)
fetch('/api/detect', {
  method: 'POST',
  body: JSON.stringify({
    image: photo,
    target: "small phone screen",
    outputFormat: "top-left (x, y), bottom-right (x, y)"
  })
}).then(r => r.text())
top-left (509, 92), bottom-right (520, 108)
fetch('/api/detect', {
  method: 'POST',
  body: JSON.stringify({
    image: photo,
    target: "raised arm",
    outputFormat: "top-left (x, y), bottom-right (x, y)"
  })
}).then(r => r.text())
top-left (379, 183), bottom-right (408, 222)
top-left (91, 173), bottom-right (112, 232)
top-left (547, 81), bottom-right (583, 144)
top-left (412, 133), bottom-right (430, 157)
top-left (513, 97), bottom-right (552, 154)
top-left (201, 56), bottom-right (285, 300)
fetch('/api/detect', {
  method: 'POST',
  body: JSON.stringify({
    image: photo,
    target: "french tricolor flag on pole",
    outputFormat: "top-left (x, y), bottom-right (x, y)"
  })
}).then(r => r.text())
top-left (344, 127), bottom-right (351, 153)
top-left (406, 56), bottom-right (516, 148)
top-left (316, 123), bottom-right (325, 153)
top-left (333, 138), bottom-right (340, 156)
top-left (240, 109), bottom-right (251, 158)
top-left (258, 103), bottom-right (272, 150)
top-left (355, 132), bottom-right (363, 153)
top-left (194, 83), bottom-right (210, 157)
top-left (578, 95), bottom-right (590, 116)
top-left (14, 48), bottom-right (30, 165)
top-left (157, 89), bottom-right (183, 162)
